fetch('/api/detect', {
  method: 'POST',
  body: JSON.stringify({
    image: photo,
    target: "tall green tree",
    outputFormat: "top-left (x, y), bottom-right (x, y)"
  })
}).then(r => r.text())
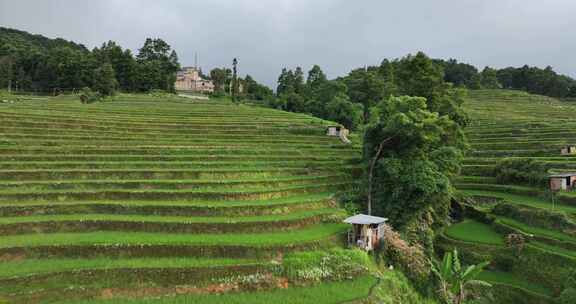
top-left (209, 67), bottom-right (231, 94)
top-left (479, 67), bottom-right (500, 89)
top-left (243, 75), bottom-right (273, 100)
top-left (434, 58), bottom-right (479, 88)
top-left (343, 68), bottom-right (386, 122)
top-left (135, 38), bottom-right (180, 92)
top-left (364, 96), bottom-right (463, 221)
top-left (0, 55), bottom-right (14, 92)
top-left (277, 68), bottom-right (296, 96)
top-left (45, 46), bottom-right (96, 90)
top-left (306, 65), bottom-right (327, 93)
top-left (92, 62), bottom-right (118, 96)
top-left (396, 52), bottom-right (445, 107)
top-left (378, 59), bottom-right (398, 98)
top-left (93, 41), bottom-right (137, 91)
top-left (324, 93), bottom-right (363, 130)
top-left (293, 66), bottom-right (305, 95)
top-left (306, 80), bottom-right (346, 117)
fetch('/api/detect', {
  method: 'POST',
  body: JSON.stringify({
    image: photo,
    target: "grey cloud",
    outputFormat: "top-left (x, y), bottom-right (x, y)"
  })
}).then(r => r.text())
top-left (1, 0), bottom-right (575, 87)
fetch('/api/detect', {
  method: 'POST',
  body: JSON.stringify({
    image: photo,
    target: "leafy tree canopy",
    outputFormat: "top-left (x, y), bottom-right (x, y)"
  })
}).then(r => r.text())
top-left (0, 27), bottom-right (179, 94)
top-left (364, 96), bottom-right (463, 227)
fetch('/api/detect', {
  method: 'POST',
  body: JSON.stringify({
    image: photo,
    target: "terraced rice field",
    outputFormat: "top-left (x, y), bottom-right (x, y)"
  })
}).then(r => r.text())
top-left (448, 90), bottom-right (576, 301)
top-left (0, 95), bottom-right (364, 303)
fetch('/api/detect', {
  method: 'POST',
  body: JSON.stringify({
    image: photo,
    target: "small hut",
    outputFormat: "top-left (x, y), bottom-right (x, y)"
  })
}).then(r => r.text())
top-left (326, 126), bottom-right (351, 144)
top-left (344, 214), bottom-right (388, 251)
top-left (549, 173), bottom-right (576, 191)
top-left (326, 126), bottom-right (346, 137)
top-left (561, 145), bottom-right (576, 155)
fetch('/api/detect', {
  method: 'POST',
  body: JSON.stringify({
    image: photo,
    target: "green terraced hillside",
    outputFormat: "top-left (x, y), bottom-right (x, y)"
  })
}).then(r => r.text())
top-left (443, 89), bottom-right (576, 303)
top-left (0, 94), bottom-right (368, 303)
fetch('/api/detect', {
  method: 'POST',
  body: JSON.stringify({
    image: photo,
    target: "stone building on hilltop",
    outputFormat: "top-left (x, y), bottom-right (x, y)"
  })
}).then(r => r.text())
top-left (175, 67), bottom-right (214, 94)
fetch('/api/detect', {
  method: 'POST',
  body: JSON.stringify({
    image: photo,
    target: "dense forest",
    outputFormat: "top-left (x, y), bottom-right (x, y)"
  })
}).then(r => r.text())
top-left (271, 57), bottom-right (576, 131)
top-left (435, 58), bottom-right (576, 98)
top-left (0, 27), bottom-right (179, 94)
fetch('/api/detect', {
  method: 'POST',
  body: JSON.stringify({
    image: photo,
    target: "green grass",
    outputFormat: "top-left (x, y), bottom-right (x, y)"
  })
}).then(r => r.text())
top-left (0, 224), bottom-right (347, 248)
top-left (460, 189), bottom-right (576, 214)
top-left (62, 275), bottom-right (378, 304)
top-left (444, 219), bottom-right (504, 245)
top-left (477, 271), bottom-right (553, 297)
top-left (0, 192), bottom-right (334, 208)
top-left (0, 257), bottom-right (260, 278)
top-left (455, 90), bottom-right (576, 302)
top-left (0, 95), bottom-right (366, 302)
top-left (0, 208), bottom-right (340, 225)
top-left (372, 271), bottom-right (437, 304)
top-left (496, 216), bottom-right (576, 243)
top-left (529, 241), bottom-right (576, 259)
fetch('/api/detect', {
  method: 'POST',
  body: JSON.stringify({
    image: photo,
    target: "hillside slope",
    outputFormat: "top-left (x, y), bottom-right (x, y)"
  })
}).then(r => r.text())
top-left (443, 90), bottom-right (576, 303)
top-left (0, 26), bottom-right (88, 55)
top-left (0, 94), bottom-right (366, 303)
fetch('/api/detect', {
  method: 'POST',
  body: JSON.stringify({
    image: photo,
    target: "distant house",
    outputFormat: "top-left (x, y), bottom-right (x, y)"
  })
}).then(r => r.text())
top-left (326, 126), bottom-right (351, 144)
top-left (561, 145), bottom-right (576, 155)
top-left (175, 67), bottom-right (214, 94)
top-left (326, 126), bottom-right (344, 137)
top-left (549, 173), bottom-right (576, 191)
top-left (344, 214), bottom-right (388, 251)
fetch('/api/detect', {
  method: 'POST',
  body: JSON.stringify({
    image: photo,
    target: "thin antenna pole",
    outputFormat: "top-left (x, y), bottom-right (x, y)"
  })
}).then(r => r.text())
top-left (195, 53), bottom-right (198, 70)
top-left (232, 58), bottom-right (238, 103)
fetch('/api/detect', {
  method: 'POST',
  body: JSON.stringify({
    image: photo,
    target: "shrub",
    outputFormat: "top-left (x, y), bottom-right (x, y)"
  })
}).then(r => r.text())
top-left (210, 90), bottom-right (226, 98)
top-left (492, 203), bottom-right (576, 235)
top-left (324, 95), bottom-right (364, 130)
top-left (148, 89), bottom-right (174, 98)
top-left (79, 87), bottom-right (101, 104)
top-left (494, 158), bottom-right (550, 187)
top-left (283, 249), bottom-right (370, 284)
top-left (379, 224), bottom-right (431, 291)
top-left (266, 96), bottom-right (286, 110)
top-left (559, 288), bottom-right (576, 304)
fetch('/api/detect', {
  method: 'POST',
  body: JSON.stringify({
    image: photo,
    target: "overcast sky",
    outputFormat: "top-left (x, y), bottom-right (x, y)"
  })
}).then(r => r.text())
top-left (1, 0), bottom-right (575, 87)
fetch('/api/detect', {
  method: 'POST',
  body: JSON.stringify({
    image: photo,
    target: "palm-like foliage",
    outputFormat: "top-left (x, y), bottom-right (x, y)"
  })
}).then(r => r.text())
top-left (430, 249), bottom-right (492, 304)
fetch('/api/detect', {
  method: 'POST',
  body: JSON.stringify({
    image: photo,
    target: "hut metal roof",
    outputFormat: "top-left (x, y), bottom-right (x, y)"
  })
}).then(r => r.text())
top-left (343, 214), bottom-right (388, 225)
top-left (549, 173), bottom-right (576, 178)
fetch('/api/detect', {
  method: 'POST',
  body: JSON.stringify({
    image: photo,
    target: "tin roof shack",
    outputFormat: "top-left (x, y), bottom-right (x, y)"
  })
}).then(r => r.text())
top-left (326, 126), bottom-right (344, 137)
top-left (561, 145), bottom-right (576, 155)
top-left (549, 173), bottom-right (576, 191)
top-left (344, 214), bottom-right (388, 251)
top-left (326, 126), bottom-right (351, 144)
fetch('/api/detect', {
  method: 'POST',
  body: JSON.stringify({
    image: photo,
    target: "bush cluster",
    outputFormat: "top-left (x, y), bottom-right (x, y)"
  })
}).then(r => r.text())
top-left (79, 87), bottom-right (101, 104)
top-left (492, 203), bottom-right (576, 235)
top-left (379, 225), bottom-right (431, 291)
top-left (282, 249), bottom-right (370, 284)
top-left (494, 158), bottom-right (550, 187)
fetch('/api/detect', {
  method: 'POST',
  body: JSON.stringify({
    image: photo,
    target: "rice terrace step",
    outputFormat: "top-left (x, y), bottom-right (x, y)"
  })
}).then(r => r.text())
top-left (0, 96), bottom-right (362, 303)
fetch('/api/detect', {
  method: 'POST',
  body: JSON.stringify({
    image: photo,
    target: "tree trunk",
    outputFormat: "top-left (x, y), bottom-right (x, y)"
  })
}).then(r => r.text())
top-left (367, 137), bottom-right (393, 215)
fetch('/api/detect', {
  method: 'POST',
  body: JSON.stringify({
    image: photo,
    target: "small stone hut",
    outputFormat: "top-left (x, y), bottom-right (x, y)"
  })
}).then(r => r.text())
top-left (326, 126), bottom-right (351, 144)
top-left (561, 145), bottom-right (576, 155)
top-left (344, 214), bottom-right (388, 251)
top-left (326, 126), bottom-right (347, 136)
top-left (549, 173), bottom-right (576, 191)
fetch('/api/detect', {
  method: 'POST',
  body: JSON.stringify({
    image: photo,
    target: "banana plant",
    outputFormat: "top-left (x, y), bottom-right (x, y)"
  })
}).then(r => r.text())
top-left (430, 249), bottom-right (492, 304)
